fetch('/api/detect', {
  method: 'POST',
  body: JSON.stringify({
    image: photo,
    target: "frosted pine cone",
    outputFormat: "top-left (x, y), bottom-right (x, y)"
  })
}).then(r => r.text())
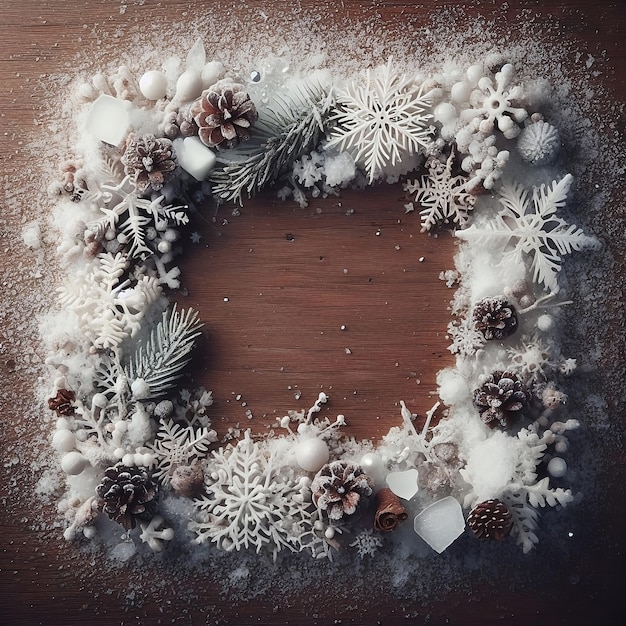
top-left (96, 463), bottom-right (158, 530)
top-left (467, 498), bottom-right (512, 540)
top-left (191, 80), bottom-right (258, 150)
top-left (122, 134), bottom-right (177, 193)
top-left (473, 370), bottom-right (530, 428)
top-left (472, 296), bottom-right (518, 340)
top-left (311, 461), bottom-right (373, 521)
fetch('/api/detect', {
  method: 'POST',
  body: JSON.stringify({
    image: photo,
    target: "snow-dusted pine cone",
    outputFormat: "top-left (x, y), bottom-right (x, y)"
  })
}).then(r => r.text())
top-left (472, 296), bottom-right (518, 340)
top-left (311, 461), bottom-right (373, 521)
top-left (473, 370), bottom-right (530, 428)
top-left (190, 80), bottom-right (258, 150)
top-left (96, 463), bottom-right (158, 530)
top-left (467, 498), bottom-right (512, 540)
top-left (122, 134), bottom-right (177, 193)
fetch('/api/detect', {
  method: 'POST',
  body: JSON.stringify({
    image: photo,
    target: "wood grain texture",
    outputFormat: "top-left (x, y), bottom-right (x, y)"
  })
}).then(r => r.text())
top-left (0, 1), bottom-right (624, 625)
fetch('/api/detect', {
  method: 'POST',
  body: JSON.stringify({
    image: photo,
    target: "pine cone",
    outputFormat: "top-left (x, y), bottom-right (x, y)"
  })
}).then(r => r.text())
top-left (473, 370), bottom-right (530, 428)
top-left (311, 461), bottom-right (373, 521)
top-left (48, 389), bottom-right (76, 416)
top-left (96, 463), bottom-right (158, 530)
top-left (121, 134), bottom-right (177, 193)
top-left (472, 296), bottom-right (518, 340)
top-left (191, 80), bottom-right (258, 150)
top-left (467, 498), bottom-right (512, 540)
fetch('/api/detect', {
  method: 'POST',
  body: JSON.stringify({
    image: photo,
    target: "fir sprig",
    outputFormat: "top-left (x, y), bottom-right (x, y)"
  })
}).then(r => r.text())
top-left (208, 82), bottom-right (336, 205)
top-left (126, 305), bottom-right (203, 398)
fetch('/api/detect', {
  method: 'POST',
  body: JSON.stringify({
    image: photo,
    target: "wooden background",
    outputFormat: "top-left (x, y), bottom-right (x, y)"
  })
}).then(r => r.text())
top-left (0, 1), bottom-right (624, 625)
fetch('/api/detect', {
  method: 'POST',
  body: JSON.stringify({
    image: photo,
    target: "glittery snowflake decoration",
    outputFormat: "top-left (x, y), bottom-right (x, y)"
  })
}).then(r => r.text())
top-left (191, 431), bottom-right (306, 557)
top-left (349, 529), bottom-right (383, 558)
top-left (403, 148), bottom-right (476, 232)
top-left (456, 174), bottom-right (596, 292)
top-left (327, 58), bottom-right (433, 182)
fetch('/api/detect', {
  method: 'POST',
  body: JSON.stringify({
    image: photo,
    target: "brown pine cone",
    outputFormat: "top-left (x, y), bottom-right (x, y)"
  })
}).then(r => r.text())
top-left (467, 498), bottom-right (512, 540)
top-left (122, 134), bottom-right (177, 193)
top-left (48, 389), bottom-right (76, 416)
top-left (311, 461), bottom-right (373, 521)
top-left (473, 370), bottom-right (530, 428)
top-left (96, 463), bottom-right (158, 530)
top-left (472, 296), bottom-right (518, 340)
top-left (190, 80), bottom-right (258, 150)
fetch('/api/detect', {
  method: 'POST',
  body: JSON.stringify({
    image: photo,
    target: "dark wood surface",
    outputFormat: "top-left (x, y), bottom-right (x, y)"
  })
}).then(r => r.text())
top-left (0, 1), bottom-right (624, 625)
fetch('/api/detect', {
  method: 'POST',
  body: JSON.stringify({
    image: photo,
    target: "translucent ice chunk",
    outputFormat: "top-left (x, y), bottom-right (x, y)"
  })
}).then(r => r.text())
top-left (413, 496), bottom-right (466, 553)
top-left (173, 136), bottom-right (216, 181)
top-left (386, 468), bottom-right (419, 501)
top-left (86, 94), bottom-right (131, 146)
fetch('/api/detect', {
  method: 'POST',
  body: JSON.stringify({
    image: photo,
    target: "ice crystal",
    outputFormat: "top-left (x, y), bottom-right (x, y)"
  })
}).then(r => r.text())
top-left (58, 252), bottom-right (162, 349)
top-left (327, 58), bottom-right (432, 182)
top-left (191, 431), bottom-right (306, 557)
top-left (349, 528), bottom-right (383, 558)
top-left (403, 148), bottom-right (475, 232)
top-left (456, 174), bottom-right (596, 292)
top-left (507, 336), bottom-right (556, 382)
top-left (447, 315), bottom-right (484, 357)
top-left (149, 419), bottom-right (217, 486)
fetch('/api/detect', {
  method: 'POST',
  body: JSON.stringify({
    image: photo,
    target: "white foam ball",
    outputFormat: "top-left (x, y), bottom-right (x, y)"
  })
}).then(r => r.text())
top-left (131, 378), bottom-right (150, 399)
top-left (294, 438), bottom-right (329, 472)
top-left (92, 393), bottom-right (108, 409)
top-left (434, 102), bottom-right (457, 125)
top-left (139, 70), bottom-right (168, 100)
top-left (61, 451), bottom-right (88, 475)
top-left (52, 429), bottom-right (76, 452)
top-left (466, 64), bottom-right (484, 85)
top-left (537, 314), bottom-right (554, 332)
top-left (175, 70), bottom-right (203, 103)
top-left (361, 452), bottom-right (384, 476)
top-left (201, 61), bottom-right (224, 88)
top-left (122, 453), bottom-right (135, 466)
top-left (450, 81), bottom-right (471, 103)
top-left (547, 457), bottom-right (568, 478)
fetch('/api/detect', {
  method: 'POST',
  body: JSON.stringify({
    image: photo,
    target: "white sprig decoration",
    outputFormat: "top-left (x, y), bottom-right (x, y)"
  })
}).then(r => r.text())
top-left (456, 174), bottom-right (596, 292)
top-left (327, 58), bottom-right (433, 182)
top-left (403, 148), bottom-right (476, 232)
top-left (126, 305), bottom-right (203, 399)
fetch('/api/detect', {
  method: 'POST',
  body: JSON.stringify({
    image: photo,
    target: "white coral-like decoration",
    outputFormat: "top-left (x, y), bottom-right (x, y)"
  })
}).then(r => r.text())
top-left (403, 148), bottom-right (476, 232)
top-left (327, 58), bottom-right (432, 182)
top-left (517, 120), bottom-right (560, 165)
top-left (190, 431), bottom-right (306, 557)
top-left (456, 174), bottom-right (597, 292)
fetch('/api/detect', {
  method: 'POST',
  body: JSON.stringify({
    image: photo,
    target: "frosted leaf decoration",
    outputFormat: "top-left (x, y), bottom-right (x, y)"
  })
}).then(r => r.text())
top-left (456, 174), bottom-right (597, 292)
top-left (327, 57), bottom-right (433, 182)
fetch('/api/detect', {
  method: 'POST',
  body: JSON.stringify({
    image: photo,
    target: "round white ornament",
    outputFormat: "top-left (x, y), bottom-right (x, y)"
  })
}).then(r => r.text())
top-left (174, 70), bottom-right (203, 103)
top-left (294, 438), bottom-right (329, 472)
top-left (547, 457), bottom-right (568, 478)
top-left (61, 451), bottom-right (88, 475)
top-left (52, 429), bottom-right (76, 452)
top-left (139, 70), bottom-right (168, 100)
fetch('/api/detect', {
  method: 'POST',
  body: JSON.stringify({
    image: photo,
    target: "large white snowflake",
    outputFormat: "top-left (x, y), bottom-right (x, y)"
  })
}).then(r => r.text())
top-left (456, 174), bottom-right (596, 292)
top-left (327, 58), bottom-right (432, 182)
top-left (190, 431), bottom-right (306, 557)
top-left (404, 149), bottom-right (476, 232)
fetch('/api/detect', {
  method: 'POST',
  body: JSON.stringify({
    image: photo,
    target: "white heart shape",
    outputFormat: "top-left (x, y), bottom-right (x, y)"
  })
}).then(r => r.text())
top-left (385, 468), bottom-right (419, 500)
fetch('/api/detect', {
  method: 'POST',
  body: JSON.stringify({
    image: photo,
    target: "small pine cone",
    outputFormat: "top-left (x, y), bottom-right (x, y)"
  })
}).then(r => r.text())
top-left (473, 370), bottom-right (530, 428)
top-left (121, 134), bottom-right (177, 193)
top-left (190, 79), bottom-right (258, 151)
top-left (311, 461), bottom-right (373, 521)
top-left (48, 389), bottom-right (76, 416)
top-left (467, 499), bottom-right (512, 540)
top-left (472, 296), bottom-right (518, 340)
top-left (96, 463), bottom-right (158, 530)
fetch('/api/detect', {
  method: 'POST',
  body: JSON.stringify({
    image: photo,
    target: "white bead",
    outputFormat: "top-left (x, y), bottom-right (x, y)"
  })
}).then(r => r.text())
top-left (450, 81), bottom-right (471, 103)
top-left (360, 452), bottom-right (384, 475)
top-left (174, 70), bottom-right (203, 103)
top-left (324, 526), bottom-right (335, 540)
top-left (52, 429), bottom-right (76, 452)
top-left (91, 393), bottom-right (108, 409)
top-left (139, 70), bottom-right (168, 100)
top-left (61, 451), bottom-right (88, 475)
top-left (294, 438), bottom-right (329, 473)
top-left (466, 64), bottom-right (484, 85)
top-left (157, 240), bottom-right (171, 254)
top-left (537, 314), bottom-right (554, 332)
top-left (547, 457), bottom-right (568, 478)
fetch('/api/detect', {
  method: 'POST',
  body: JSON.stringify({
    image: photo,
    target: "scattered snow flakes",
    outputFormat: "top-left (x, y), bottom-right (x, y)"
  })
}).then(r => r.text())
top-left (456, 174), bottom-right (597, 292)
top-left (191, 431), bottom-right (306, 557)
top-left (403, 148), bottom-right (476, 232)
top-left (349, 528), bottom-right (383, 558)
top-left (327, 58), bottom-right (433, 182)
